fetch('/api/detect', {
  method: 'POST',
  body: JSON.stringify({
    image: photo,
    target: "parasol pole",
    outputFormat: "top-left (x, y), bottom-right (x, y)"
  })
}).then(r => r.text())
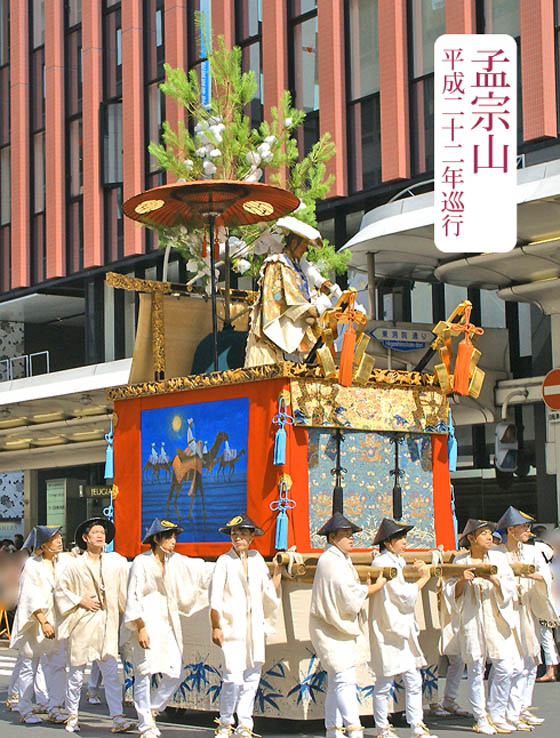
top-left (390, 433), bottom-right (404, 520)
top-left (206, 211), bottom-right (219, 372)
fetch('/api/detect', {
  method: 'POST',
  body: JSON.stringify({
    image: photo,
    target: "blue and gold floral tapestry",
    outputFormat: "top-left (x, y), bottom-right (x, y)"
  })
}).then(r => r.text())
top-left (308, 430), bottom-right (435, 549)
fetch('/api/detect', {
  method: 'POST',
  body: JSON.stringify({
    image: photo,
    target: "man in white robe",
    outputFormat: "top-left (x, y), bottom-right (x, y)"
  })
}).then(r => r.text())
top-left (121, 518), bottom-right (214, 738)
top-left (442, 519), bottom-right (516, 734)
top-left (370, 518), bottom-right (437, 738)
top-left (495, 506), bottom-right (556, 728)
top-left (309, 511), bottom-right (387, 738)
top-left (10, 525), bottom-right (71, 725)
top-left (210, 514), bottom-right (281, 738)
top-left (55, 516), bottom-right (136, 734)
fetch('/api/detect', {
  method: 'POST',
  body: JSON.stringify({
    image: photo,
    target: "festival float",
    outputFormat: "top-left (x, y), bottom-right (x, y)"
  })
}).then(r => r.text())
top-left (105, 39), bottom-right (488, 718)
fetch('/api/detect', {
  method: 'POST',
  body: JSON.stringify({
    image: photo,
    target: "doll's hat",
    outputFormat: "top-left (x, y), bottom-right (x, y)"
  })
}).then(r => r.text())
top-left (316, 511), bottom-right (362, 536)
top-left (496, 506), bottom-right (535, 530)
top-left (276, 216), bottom-right (321, 245)
top-left (74, 517), bottom-right (115, 550)
top-left (142, 518), bottom-right (184, 544)
top-left (219, 513), bottom-right (264, 536)
top-left (459, 519), bottom-right (496, 548)
top-left (373, 518), bottom-right (414, 546)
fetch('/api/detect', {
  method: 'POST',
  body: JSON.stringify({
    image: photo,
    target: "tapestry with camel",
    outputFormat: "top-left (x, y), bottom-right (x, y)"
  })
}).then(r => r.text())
top-left (140, 397), bottom-right (249, 543)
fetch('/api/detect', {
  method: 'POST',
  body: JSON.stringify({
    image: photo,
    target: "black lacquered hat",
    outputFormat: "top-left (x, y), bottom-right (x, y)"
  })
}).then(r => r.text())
top-left (316, 511), bottom-right (362, 537)
top-left (496, 506), bottom-right (535, 530)
top-left (74, 517), bottom-right (115, 550)
top-left (219, 513), bottom-right (264, 536)
top-left (458, 519), bottom-right (496, 548)
top-left (34, 525), bottom-right (62, 551)
top-left (142, 518), bottom-right (184, 544)
top-left (373, 518), bottom-right (414, 546)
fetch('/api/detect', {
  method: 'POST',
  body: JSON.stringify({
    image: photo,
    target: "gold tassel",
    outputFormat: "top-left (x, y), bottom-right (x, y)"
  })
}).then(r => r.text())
top-left (354, 353), bottom-right (375, 385)
top-left (338, 321), bottom-right (356, 387)
top-left (434, 363), bottom-right (452, 394)
top-left (317, 345), bottom-right (336, 378)
top-left (468, 367), bottom-right (485, 398)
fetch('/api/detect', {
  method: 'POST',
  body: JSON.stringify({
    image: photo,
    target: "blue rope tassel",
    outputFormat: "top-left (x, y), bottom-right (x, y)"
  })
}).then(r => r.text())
top-left (104, 420), bottom-right (114, 480)
top-left (447, 410), bottom-right (457, 472)
top-left (269, 480), bottom-right (296, 550)
top-left (272, 396), bottom-right (294, 466)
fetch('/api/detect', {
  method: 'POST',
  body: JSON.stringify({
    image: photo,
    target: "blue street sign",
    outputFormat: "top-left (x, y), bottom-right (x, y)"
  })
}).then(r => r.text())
top-left (368, 326), bottom-right (432, 352)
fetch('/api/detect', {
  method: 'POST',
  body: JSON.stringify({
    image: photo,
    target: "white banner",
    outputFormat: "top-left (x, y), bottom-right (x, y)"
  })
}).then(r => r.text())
top-left (434, 34), bottom-right (517, 253)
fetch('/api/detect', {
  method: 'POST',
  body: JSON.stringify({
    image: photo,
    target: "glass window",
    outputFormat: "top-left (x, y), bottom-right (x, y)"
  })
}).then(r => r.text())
top-left (349, 96), bottom-right (381, 191)
top-left (0, 67), bottom-right (9, 146)
top-left (31, 212), bottom-right (45, 283)
top-left (104, 186), bottom-right (123, 263)
top-left (291, 0), bottom-right (316, 16)
top-left (103, 6), bottom-right (121, 98)
top-left (0, 224), bottom-right (10, 291)
top-left (0, 0), bottom-right (9, 66)
top-left (444, 283), bottom-right (468, 313)
top-left (69, 120), bottom-right (83, 197)
top-left (144, 0), bottom-right (164, 82)
top-left (0, 145), bottom-right (9, 225)
top-left (66, 28), bottom-right (82, 117)
top-left (484, 0), bottom-right (520, 36)
top-left (238, 0), bottom-right (261, 39)
top-left (32, 0), bottom-right (44, 49)
top-left (349, 0), bottom-right (379, 99)
top-left (480, 289), bottom-right (506, 328)
top-left (103, 102), bottom-right (123, 185)
top-left (67, 199), bottom-right (83, 273)
top-left (293, 16), bottom-right (318, 112)
top-left (411, 281), bottom-right (433, 323)
top-left (68, 0), bottom-right (81, 26)
top-left (31, 47), bottom-right (45, 132)
top-left (518, 302), bottom-right (532, 357)
top-left (410, 0), bottom-right (445, 78)
top-left (33, 132), bottom-right (45, 213)
top-left (147, 83), bottom-right (164, 172)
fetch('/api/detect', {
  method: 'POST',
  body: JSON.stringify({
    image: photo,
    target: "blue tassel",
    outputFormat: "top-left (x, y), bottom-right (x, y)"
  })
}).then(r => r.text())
top-left (447, 410), bottom-right (457, 473)
top-left (273, 426), bottom-right (286, 466)
top-left (275, 510), bottom-right (288, 550)
top-left (104, 423), bottom-right (114, 479)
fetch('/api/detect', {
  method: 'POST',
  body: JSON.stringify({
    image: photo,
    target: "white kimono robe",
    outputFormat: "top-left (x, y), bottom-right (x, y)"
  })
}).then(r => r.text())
top-left (10, 552), bottom-right (73, 658)
top-left (496, 541), bottom-right (556, 661)
top-left (309, 544), bottom-right (368, 673)
top-left (55, 551), bottom-right (129, 667)
top-left (369, 551), bottom-right (426, 678)
top-left (121, 550), bottom-right (214, 678)
top-left (209, 548), bottom-right (280, 673)
top-left (442, 549), bottom-right (515, 663)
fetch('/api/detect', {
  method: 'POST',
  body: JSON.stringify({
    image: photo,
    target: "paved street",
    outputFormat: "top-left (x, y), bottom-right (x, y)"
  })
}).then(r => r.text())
top-left (1, 646), bottom-right (559, 737)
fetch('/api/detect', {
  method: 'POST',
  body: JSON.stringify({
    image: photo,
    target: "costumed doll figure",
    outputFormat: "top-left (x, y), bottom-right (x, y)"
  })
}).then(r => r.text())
top-left (442, 520), bottom-right (516, 735)
top-left (369, 519), bottom-right (437, 738)
top-left (495, 506), bottom-right (557, 728)
top-left (55, 517), bottom-right (136, 734)
top-left (244, 217), bottom-right (339, 367)
top-left (121, 518), bottom-right (214, 738)
top-left (210, 514), bottom-right (282, 738)
top-left (309, 512), bottom-right (387, 738)
top-left (10, 526), bottom-right (72, 725)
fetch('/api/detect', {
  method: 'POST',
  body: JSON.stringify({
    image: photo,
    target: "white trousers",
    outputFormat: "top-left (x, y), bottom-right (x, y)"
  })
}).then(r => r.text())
top-left (487, 659), bottom-right (515, 721)
top-left (8, 653), bottom-right (24, 698)
top-left (134, 673), bottom-right (182, 733)
top-left (374, 669), bottom-right (423, 730)
top-left (506, 656), bottom-right (536, 721)
top-left (324, 667), bottom-right (361, 733)
top-left (65, 656), bottom-right (122, 718)
top-left (443, 655), bottom-right (464, 702)
top-left (219, 665), bottom-right (262, 730)
top-left (35, 658), bottom-right (49, 707)
top-left (18, 645), bottom-right (66, 717)
top-left (539, 623), bottom-right (559, 666)
top-left (87, 660), bottom-right (103, 693)
top-left (465, 659), bottom-right (488, 720)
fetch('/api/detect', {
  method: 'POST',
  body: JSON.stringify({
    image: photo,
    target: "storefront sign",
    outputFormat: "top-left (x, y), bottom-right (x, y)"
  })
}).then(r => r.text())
top-left (434, 34), bottom-right (517, 253)
top-left (368, 327), bottom-right (432, 352)
top-left (85, 485), bottom-right (113, 498)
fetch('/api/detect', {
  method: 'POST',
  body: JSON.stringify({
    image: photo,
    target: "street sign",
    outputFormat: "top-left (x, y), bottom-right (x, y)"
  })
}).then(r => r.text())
top-left (543, 369), bottom-right (560, 410)
top-left (368, 327), bottom-right (432, 352)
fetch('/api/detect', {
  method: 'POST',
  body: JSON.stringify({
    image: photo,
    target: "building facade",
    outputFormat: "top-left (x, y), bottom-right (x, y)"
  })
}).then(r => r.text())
top-left (0, 0), bottom-right (559, 535)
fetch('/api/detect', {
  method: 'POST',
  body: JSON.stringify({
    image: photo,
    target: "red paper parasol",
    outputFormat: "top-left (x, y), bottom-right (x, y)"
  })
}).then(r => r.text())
top-left (123, 180), bottom-right (299, 229)
top-left (123, 180), bottom-right (300, 373)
